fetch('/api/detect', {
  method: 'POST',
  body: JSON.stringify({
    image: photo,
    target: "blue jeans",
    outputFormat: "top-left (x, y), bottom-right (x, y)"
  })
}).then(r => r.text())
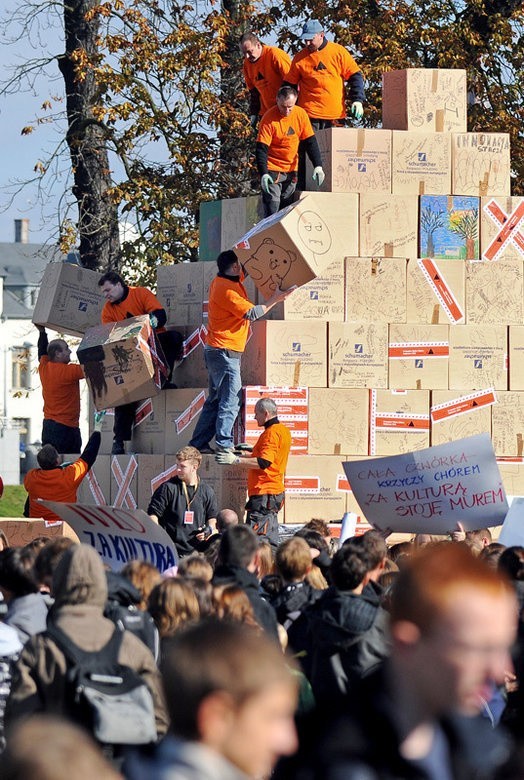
top-left (189, 346), bottom-right (242, 449)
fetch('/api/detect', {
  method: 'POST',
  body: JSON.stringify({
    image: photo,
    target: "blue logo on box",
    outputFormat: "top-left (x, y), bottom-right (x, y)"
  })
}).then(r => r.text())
top-left (418, 152), bottom-right (427, 162)
top-left (354, 344), bottom-right (363, 353)
top-left (292, 343), bottom-right (301, 352)
top-left (187, 283), bottom-right (192, 293)
top-left (114, 376), bottom-right (124, 385)
top-left (78, 302), bottom-right (88, 312)
top-left (310, 291), bottom-right (319, 300)
top-left (358, 163), bottom-right (367, 172)
top-left (474, 359), bottom-right (483, 369)
top-left (415, 359), bottom-right (424, 368)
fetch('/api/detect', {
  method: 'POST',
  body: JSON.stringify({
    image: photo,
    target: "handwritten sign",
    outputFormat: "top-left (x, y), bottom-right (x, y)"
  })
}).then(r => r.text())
top-left (40, 501), bottom-right (178, 572)
top-left (342, 433), bottom-right (508, 534)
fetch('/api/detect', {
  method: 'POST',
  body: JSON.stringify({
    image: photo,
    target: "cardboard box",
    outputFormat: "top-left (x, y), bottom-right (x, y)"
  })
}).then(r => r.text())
top-left (233, 193), bottom-right (352, 300)
top-left (265, 256), bottom-right (346, 321)
top-left (466, 258), bottom-right (524, 325)
top-left (430, 389), bottom-right (494, 447)
top-left (481, 197), bottom-right (524, 263)
top-left (452, 133), bottom-right (511, 197)
top-left (131, 395), bottom-right (167, 454)
top-left (308, 388), bottom-right (368, 455)
top-left (509, 327), bottom-right (524, 391)
top-left (407, 258), bottom-right (465, 323)
top-left (391, 131), bottom-right (451, 195)
top-left (242, 321), bottom-right (327, 387)
top-left (171, 324), bottom-right (209, 388)
top-left (419, 195), bottom-right (480, 260)
top-left (234, 386), bottom-right (308, 454)
top-left (32, 263), bottom-right (104, 337)
top-left (359, 194), bottom-right (419, 257)
top-left (75, 455), bottom-right (111, 505)
top-left (136, 455), bottom-right (166, 511)
top-left (199, 200), bottom-right (222, 261)
top-left (164, 388), bottom-right (208, 455)
top-left (284, 455), bottom-right (347, 523)
top-left (345, 257), bottom-right (407, 324)
top-left (198, 455), bottom-right (249, 522)
top-left (335, 467), bottom-right (373, 530)
top-left (78, 316), bottom-right (164, 410)
top-left (492, 392), bottom-right (524, 457)
top-left (369, 389), bottom-right (430, 456)
top-left (198, 197), bottom-right (259, 262)
top-left (448, 325), bottom-right (507, 390)
top-left (496, 458), bottom-right (524, 496)
top-left (388, 324), bottom-right (449, 390)
top-left (305, 128), bottom-right (391, 193)
top-left (328, 322), bottom-right (388, 388)
top-left (382, 69), bottom-right (467, 133)
top-left (110, 454), bottom-right (139, 509)
top-left (0, 518), bottom-right (78, 546)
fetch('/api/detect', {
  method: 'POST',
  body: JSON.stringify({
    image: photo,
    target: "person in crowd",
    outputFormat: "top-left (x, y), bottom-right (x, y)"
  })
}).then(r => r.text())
top-left (294, 528), bottom-right (331, 588)
top-left (256, 85), bottom-right (325, 216)
top-left (0, 548), bottom-right (49, 644)
top-left (213, 525), bottom-right (279, 640)
top-left (271, 536), bottom-right (322, 631)
top-left (212, 584), bottom-right (263, 632)
top-left (480, 542), bottom-right (506, 569)
top-left (98, 270), bottom-right (184, 454)
top-left (0, 623), bottom-right (22, 752)
top-left (216, 397), bottom-right (291, 548)
top-left (349, 529), bottom-right (388, 597)
top-left (177, 553), bottom-right (214, 583)
top-left (33, 537), bottom-right (76, 596)
top-left (123, 619), bottom-right (298, 780)
top-left (240, 32), bottom-right (291, 126)
top-left (147, 578), bottom-right (200, 640)
top-left (189, 250), bottom-right (295, 455)
top-left (120, 559), bottom-right (163, 611)
top-left (449, 522), bottom-right (493, 554)
top-left (147, 446), bottom-right (217, 558)
top-left (24, 427), bottom-right (101, 525)
top-left (36, 326), bottom-right (85, 453)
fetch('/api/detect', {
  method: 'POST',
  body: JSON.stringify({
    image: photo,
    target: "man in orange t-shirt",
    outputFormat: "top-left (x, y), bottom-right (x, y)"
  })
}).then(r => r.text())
top-left (240, 32), bottom-right (291, 126)
top-left (256, 85), bottom-right (324, 216)
top-left (216, 397), bottom-right (291, 547)
top-left (37, 326), bottom-right (85, 453)
top-left (189, 251), bottom-right (295, 454)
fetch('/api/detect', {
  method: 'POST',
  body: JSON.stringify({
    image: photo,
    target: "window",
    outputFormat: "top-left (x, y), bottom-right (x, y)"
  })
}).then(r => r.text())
top-left (11, 347), bottom-right (31, 390)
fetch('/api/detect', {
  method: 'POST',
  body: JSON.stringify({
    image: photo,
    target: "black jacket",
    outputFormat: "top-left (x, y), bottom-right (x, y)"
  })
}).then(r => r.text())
top-left (213, 564), bottom-right (279, 641)
top-left (270, 582), bottom-right (323, 630)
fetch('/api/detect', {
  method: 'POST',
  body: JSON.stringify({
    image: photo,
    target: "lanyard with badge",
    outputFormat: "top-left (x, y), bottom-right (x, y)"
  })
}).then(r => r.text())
top-left (182, 479), bottom-right (198, 526)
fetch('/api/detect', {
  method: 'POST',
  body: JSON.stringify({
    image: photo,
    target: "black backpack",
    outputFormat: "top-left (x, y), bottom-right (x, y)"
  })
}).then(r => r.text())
top-left (104, 572), bottom-right (159, 661)
top-left (45, 622), bottom-right (157, 748)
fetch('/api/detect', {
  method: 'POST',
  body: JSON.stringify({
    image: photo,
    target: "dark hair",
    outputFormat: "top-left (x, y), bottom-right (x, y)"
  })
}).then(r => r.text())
top-left (277, 85), bottom-right (298, 101)
top-left (217, 525), bottom-right (259, 568)
top-left (0, 547), bottom-right (40, 596)
top-left (498, 547), bottom-right (524, 581)
top-left (34, 538), bottom-right (76, 589)
top-left (47, 339), bottom-right (67, 361)
top-left (346, 530), bottom-right (387, 570)
top-left (216, 250), bottom-right (239, 276)
top-left (98, 270), bottom-right (125, 287)
top-left (330, 542), bottom-right (372, 591)
top-left (37, 444), bottom-right (60, 470)
top-left (294, 528), bottom-right (329, 555)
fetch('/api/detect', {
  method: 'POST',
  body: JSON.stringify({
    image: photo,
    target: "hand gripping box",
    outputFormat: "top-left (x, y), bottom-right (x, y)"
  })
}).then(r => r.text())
top-left (32, 263), bottom-right (104, 337)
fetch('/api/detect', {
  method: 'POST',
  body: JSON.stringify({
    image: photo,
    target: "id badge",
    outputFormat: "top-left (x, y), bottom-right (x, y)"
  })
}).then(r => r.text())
top-left (184, 510), bottom-right (195, 525)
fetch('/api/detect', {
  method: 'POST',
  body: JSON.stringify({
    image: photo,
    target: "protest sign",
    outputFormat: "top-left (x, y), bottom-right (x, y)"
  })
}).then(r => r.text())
top-left (498, 496), bottom-right (524, 547)
top-left (40, 501), bottom-right (178, 572)
top-left (342, 433), bottom-right (508, 534)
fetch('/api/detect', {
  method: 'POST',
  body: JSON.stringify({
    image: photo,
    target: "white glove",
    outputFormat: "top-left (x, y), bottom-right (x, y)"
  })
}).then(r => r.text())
top-left (312, 166), bottom-right (325, 187)
top-left (149, 313), bottom-right (159, 329)
top-left (93, 410), bottom-right (106, 432)
top-left (351, 101), bottom-right (364, 120)
top-left (215, 451), bottom-right (240, 465)
top-left (261, 174), bottom-right (272, 194)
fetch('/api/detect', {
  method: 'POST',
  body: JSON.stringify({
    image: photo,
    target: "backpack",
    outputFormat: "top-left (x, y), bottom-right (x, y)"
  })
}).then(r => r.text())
top-left (45, 622), bottom-right (157, 748)
top-left (104, 572), bottom-right (159, 661)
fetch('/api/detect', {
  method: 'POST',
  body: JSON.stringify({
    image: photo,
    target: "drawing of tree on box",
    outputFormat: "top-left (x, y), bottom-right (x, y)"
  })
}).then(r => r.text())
top-left (420, 196), bottom-right (479, 260)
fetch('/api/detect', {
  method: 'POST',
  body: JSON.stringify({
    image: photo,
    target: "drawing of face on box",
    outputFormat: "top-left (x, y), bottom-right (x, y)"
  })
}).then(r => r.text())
top-left (244, 238), bottom-right (296, 296)
top-left (297, 210), bottom-right (332, 258)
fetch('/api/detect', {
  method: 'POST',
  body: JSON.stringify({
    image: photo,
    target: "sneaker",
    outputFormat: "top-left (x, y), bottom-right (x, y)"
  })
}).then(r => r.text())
top-left (197, 445), bottom-right (216, 455)
top-left (215, 445), bottom-right (235, 454)
top-left (111, 439), bottom-right (125, 455)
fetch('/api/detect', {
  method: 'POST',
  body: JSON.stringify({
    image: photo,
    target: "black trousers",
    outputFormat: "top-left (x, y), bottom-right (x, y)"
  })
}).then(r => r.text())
top-left (297, 118), bottom-right (336, 191)
top-left (42, 419), bottom-right (82, 454)
top-left (245, 492), bottom-right (284, 548)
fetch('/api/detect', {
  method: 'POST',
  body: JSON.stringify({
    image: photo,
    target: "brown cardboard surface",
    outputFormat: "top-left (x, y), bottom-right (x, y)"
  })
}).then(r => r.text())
top-left (496, 459), bottom-right (524, 496)
top-left (242, 321), bottom-right (327, 387)
top-left (172, 324), bottom-right (209, 388)
top-left (78, 316), bottom-right (163, 410)
top-left (492, 392), bottom-right (524, 457)
top-left (430, 390), bottom-right (493, 447)
top-left (284, 455), bottom-right (347, 523)
top-left (392, 131), bottom-right (451, 195)
top-left (235, 386), bottom-right (308, 454)
top-left (75, 455), bottom-right (111, 505)
top-left (131, 394), bottom-right (167, 454)
top-left (359, 194), bottom-right (419, 258)
top-left (388, 324), bottom-right (449, 390)
top-left (109, 454), bottom-right (139, 509)
top-left (370, 389), bottom-right (430, 456)
top-left (448, 325), bottom-right (507, 391)
top-left (32, 263), bottom-right (104, 337)
top-left (451, 133), bottom-right (511, 197)
top-left (480, 197), bottom-right (524, 263)
top-left (328, 322), bottom-right (388, 388)
top-left (382, 69), bottom-right (467, 133)
top-left (265, 256), bottom-right (346, 321)
top-left (198, 455), bottom-right (248, 521)
top-left (345, 257), bottom-right (407, 324)
top-left (509, 327), bottom-right (524, 391)
top-left (465, 258), bottom-right (524, 325)
top-left (305, 128), bottom-right (391, 193)
top-left (308, 388), bottom-right (368, 455)
top-left (136, 455), bottom-right (166, 511)
top-left (0, 518), bottom-right (79, 547)
top-left (406, 258), bottom-right (465, 324)
top-left (164, 388), bottom-right (208, 454)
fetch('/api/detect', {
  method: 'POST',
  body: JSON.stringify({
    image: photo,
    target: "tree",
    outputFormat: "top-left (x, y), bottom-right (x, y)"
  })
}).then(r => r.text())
top-left (420, 206), bottom-right (446, 257)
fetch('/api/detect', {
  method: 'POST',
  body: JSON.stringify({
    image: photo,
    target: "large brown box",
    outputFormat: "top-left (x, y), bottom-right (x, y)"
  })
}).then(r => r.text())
top-left (465, 258), bottom-right (524, 325)
top-left (391, 131), bottom-right (451, 195)
top-left (78, 316), bottom-right (164, 411)
top-left (480, 197), bottom-right (524, 263)
top-left (430, 389), bottom-right (494, 447)
top-left (497, 458), bottom-right (524, 496)
top-left (328, 322), bottom-right (388, 388)
top-left (448, 325), bottom-right (507, 391)
top-left (242, 321), bottom-right (327, 388)
top-left (359, 195), bottom-right (419, 258)
top-left (136, 455), bottom-right (166, 511)
top-left (284, 455), bottom-right (347, 523)
top-left (369, 389), bottom-right (430, 456)
top-left (172, 325), bottom-right (209, 388)
top-left (306, 128), bottom-right (391, 193)
top-left (0, 518), bottom-right (78, 546)
top-left (451, 133), bottom-right (511, 197)
top-left (265, 257), bottom-right (346, 322)
top-left (164, 389), bottom-right (208, 455)
top-left (198, 455), bottom-right (250, 522)
top-left (407, 258), bottom-right (465, 324)
top-left (388, 324), bottom-right (449, 390)
top-left (75, 455), bottom-right (111, 505)
top-left (382, 69), bottom-right (467, 133)
top-left (199, 197), bottom-right (260, 261)
top-left (32, 263), bottom-right (104, 337)
top-left (308, 388), bottom-right (368, 456)
top-left (131, 395), bottom-right (167, 454)
top-left (492, 392), bottom-right (524, 457)
top-left (509, 327), bottom-right (524, 391)
top-left (109, 454), bottom-right (139, 509)
top-left (345, 257), bottom-right (407, 324)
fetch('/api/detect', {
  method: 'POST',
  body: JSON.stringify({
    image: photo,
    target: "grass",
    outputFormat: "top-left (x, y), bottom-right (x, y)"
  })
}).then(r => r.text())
top-left (0, 484), bottom-right (27, 517)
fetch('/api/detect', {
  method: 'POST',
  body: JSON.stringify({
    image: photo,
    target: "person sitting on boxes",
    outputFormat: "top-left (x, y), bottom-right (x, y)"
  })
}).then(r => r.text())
top-left (148, 446), bottom-right (218, 559)
top-left (98, 270), bottom-right (184, 455)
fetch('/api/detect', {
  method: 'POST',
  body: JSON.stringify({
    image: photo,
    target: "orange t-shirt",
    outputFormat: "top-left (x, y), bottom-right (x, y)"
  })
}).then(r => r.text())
top-left (39, 358), bottom-right (84, 428)
top-left (248, 421), bottom-right (291, 496)
top-left (206, 275), bottom-right (254, 352)
top-left (286, 41), bottom-right (360, 120)
top-left (24, 458), bottom-right (89, 524)
top-left (101, 286), bottom-right (166, 332)
top-left (257, 105), bottom-right (315, 172)
top-left (243, 45), bottom-right (292, 116)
